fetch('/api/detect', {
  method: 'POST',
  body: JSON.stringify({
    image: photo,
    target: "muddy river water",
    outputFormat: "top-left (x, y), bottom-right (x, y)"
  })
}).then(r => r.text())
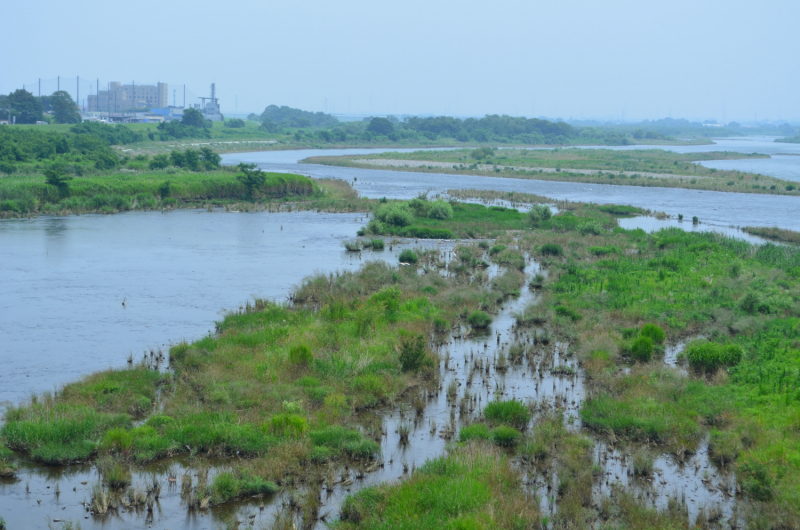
top-left (1, 139), bottom-right (797, 527)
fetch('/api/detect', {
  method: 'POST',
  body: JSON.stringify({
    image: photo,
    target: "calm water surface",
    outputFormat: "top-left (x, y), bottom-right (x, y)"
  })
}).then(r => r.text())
top-left (224, 139), bottom-right (800, 231)
top-left (0, 210), bottom-right (375, 405)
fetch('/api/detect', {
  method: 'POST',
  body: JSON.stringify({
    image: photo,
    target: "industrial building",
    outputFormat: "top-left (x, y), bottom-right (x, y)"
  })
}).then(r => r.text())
top-left (87, 82), bottom-right (168, 112)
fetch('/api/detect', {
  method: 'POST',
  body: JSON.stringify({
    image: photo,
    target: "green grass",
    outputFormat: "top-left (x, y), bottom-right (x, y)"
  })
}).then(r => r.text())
top-left (742, 226), bottom-right (800, 245)
top-left (483, 400), bottom-right (530, 429)
top-left (335, 443), bottom-right (539, 530)
top-left (0, 168), bottom-right (317, 216)
top-left (209, 469), bottom-right (279, 505)
top-left (363, 200), bottom-right (528, 239)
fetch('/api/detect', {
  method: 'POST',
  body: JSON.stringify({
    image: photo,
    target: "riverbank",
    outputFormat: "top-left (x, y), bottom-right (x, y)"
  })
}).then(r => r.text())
top-left (304, 147), bottom-right (800, 196)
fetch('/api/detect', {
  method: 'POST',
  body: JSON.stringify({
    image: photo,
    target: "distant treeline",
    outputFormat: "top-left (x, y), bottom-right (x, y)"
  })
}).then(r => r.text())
top-left (0, 123), bottom-right (136, 173)
top-left (248, 106), bottom-right (632, 145)
top-left (250, 105), bottom-right (340, 129)
top-left (570, 117), bottom-right (800, 139)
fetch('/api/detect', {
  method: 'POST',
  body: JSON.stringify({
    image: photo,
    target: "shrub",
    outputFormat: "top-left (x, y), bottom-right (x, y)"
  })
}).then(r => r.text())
top-left (739, 292), bottom-right (759, 314)
top-left (371, 239), bottom-right (385, 250)
top-left (640, 323), bottom-right (665, 345)
top-left (288, 344), bottom-right (313, 366)
top-left (489, 244), bottom-right (506, 256)
top-left (483, 400), bottom-right (530, 429)
top-left (589, 246), bottom-right (618, 256)
top-left (158, 180), bottom-right (171, 198)
top-left (578, 222), bottom-right (604, 235)
top-left (683, 340), bottom-right (742, 373)
top-left (555, 305), bottom-right (582, 321)
top-left (398, 249), bottom-right (418, 264)
top-left (528, 204), bottom-right (552, 223)
top-left (630, 336), bottom-right (653, 362)
top-left (376, 203), bottom-right (414, 227)
top-left (399, 334), bottom-right (430, 372)
top-left (467, 310), bottom-right (492, 329)
top-left (433, 317), bottom-right (449, 332)
top-left (490, 426), bottom-right (521, 447)
top-left (427, 200), bottom-right (453, 220)
top-left (540, 243), bottom-right (563, 256)
top-left (344, 240), bottom-right (361, 252)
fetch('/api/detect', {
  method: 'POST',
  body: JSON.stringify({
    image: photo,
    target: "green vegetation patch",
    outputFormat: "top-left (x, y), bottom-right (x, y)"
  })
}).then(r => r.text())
top-left (336, 443), bottom-right (539, 529)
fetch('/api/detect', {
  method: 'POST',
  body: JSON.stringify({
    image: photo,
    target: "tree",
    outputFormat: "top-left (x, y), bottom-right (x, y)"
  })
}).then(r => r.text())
top-left (367, 117), bottom-right (394, 136)
top-left (7, 89), bottom-right (43, 124)
top-left (181, 107), bottom-right (211, 129)
top-left (236, 163), bottom-right (265, 198)
top-left (44, 164), bottom-right (72, 198)
top-left (50, 91), bottom-right (81, 124)
top-left (199, 147), bottom-right (221, 170)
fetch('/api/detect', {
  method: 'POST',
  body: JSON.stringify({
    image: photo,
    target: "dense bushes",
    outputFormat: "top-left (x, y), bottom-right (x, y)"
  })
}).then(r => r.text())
top-left (528, 204), bottom-right (552, 223)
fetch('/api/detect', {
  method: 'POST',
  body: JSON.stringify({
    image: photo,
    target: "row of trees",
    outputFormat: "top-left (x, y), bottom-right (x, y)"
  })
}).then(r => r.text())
top-left (0, 89), bottom-right (81, 124)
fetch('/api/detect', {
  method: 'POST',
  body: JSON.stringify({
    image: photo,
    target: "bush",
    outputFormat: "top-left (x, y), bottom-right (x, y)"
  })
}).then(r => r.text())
top-left (427, 200), bottom-right (453, 220)
top-left (371, 239), bottom-right (385, 250)
top-left (376, 203), bottom-right (414, 227)
top-left (630, 336), bottom-right (653, 362)
top-left (288, 344), bottom-right (313, 366)
top-left (640, 323), bottom-right (665, 345)
top-left (398, 249), bottom-right (418, 264)
top-left (578, 222), bottom-right (604, 235)
top-left (683, 340), bottom-right (742, 373)
top-left (540, 243), bottom-right (563, 256)
top-left (739, 292), bottom-right (759, 314)
top-left (399, 334), bottom-right (429, 372)
top-left (483, 400), bottom-right (530, 429)
top-left (467, 310), bottom-right (492, 329)
top-left (489, 244), bottom-right (506, 256)
top-left (528, 204), bottom-right (552, 223)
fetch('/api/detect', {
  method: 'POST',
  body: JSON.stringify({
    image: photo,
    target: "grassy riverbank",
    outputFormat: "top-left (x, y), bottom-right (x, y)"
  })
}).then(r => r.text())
top-left (742, 226), bottom-right (800, 245)
top-left (3, 196), bottom-right (800, 527)
top-left (0, 167), bottom-right (370, 218)
top-left (305, 147), bottom-right (800, 196)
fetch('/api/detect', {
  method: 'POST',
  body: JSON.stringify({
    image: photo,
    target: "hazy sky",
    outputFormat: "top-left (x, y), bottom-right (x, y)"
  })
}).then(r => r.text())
top-left (3, 0), bottom-right (798, 121)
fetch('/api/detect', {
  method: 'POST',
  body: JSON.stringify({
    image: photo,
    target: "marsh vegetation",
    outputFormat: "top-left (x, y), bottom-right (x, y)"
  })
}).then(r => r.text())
top-left (3, 194), bottom-right (800, 529)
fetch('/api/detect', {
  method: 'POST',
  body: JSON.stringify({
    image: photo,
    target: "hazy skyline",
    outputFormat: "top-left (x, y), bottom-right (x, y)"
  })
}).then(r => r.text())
top-left (3, 0), bottom-right (798, 122)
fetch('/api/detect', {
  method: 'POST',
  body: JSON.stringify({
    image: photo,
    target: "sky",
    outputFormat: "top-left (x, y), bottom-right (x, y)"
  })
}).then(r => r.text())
top-left (2, 0), bottom-right (798, 122)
